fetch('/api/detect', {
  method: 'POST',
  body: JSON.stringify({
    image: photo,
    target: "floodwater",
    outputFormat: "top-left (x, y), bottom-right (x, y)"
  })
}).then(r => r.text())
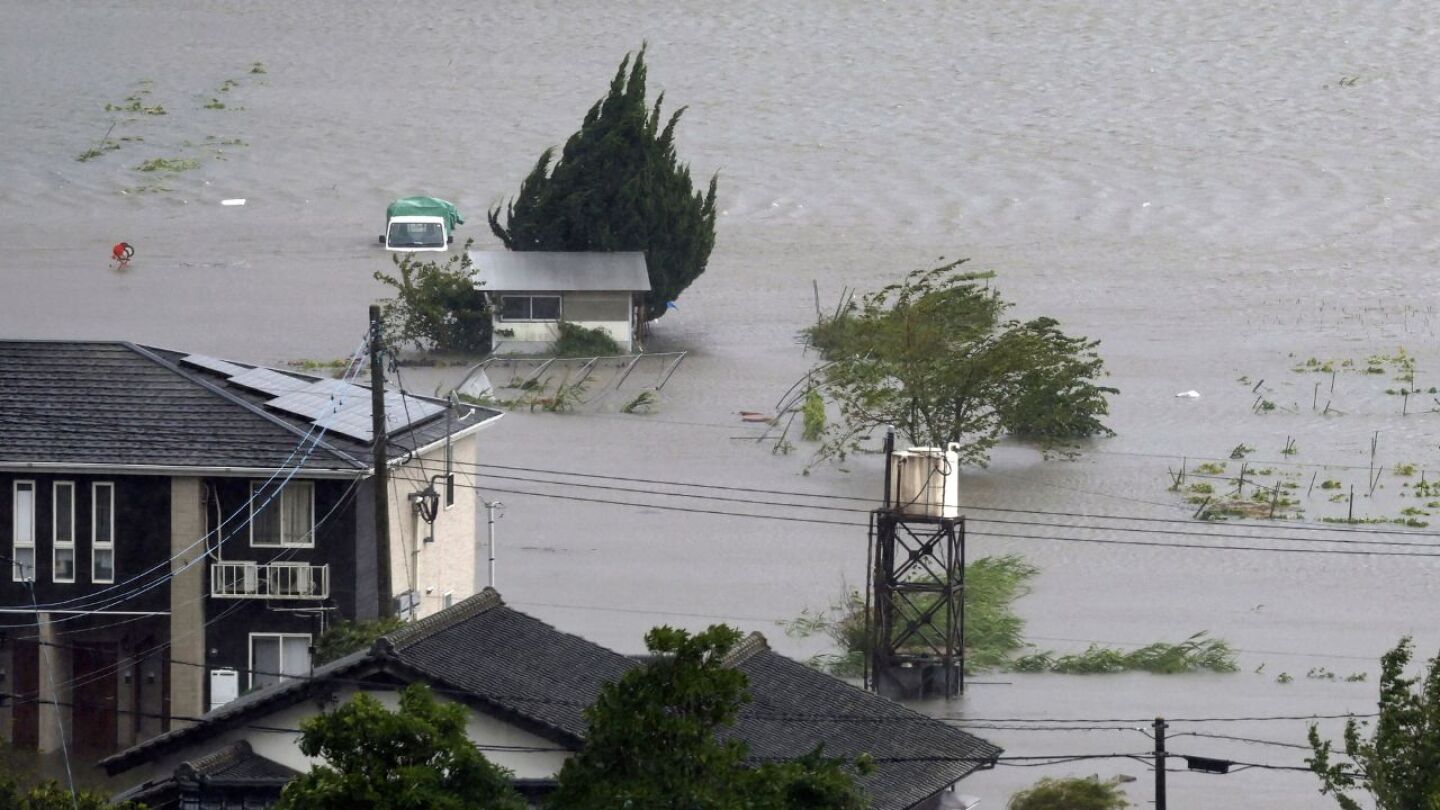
top-left (4, 2), bottom-right (1440, 805)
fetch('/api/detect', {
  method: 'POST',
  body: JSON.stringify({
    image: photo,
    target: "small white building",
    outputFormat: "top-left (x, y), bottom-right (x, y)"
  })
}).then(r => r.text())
top-left (470, 251), bottom-right (650, 355)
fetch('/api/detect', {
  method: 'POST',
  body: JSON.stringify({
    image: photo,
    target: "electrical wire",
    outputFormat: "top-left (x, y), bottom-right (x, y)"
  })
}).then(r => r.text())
top-left (460, 468), bottom-right (1440, 551)
top-left (448, 479), bottom-right (1440, 558)
top-left (454, 460), bottom-right (1440, 539)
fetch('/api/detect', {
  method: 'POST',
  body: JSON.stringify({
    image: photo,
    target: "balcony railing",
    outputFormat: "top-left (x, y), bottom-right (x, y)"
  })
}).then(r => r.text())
top-left (210, 561), bottom-right (329, 600)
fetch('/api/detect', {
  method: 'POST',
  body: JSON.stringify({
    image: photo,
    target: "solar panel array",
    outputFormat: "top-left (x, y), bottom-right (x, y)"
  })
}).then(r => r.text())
top-left (181, 354), bottom-right (250, 377)
top-left (179, 355), bottom-right (447, 444)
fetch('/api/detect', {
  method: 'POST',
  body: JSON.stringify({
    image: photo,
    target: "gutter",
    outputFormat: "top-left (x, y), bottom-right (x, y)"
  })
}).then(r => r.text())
top-left (0, 461), bottom-right (365, 480)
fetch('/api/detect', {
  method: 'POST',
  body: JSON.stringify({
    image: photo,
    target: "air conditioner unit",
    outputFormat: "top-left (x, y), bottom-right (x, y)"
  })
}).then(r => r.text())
top-left (209, 668), bottom-right (239, 712)
top-left (888, 444), bottom-right (960, 518)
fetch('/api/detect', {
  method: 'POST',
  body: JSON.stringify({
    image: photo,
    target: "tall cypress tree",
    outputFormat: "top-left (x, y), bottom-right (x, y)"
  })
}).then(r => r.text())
top-left (489, 47), bottom-right (718, 321)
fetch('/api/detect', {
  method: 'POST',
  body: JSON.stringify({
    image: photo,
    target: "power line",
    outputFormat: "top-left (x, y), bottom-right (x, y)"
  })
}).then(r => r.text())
top-left (461, 468), bottom-right (1440, 551)
top-left (456, 459), bottom-right (1440, 540)
top-left (451, 479), bottom-right (1440, 558)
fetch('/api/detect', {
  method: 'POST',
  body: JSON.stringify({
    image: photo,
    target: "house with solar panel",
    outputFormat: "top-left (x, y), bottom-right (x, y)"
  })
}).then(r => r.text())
top-left (0, 340), bottom-right (501, 756)
top-left (470, 251), bottom-right (651, 354)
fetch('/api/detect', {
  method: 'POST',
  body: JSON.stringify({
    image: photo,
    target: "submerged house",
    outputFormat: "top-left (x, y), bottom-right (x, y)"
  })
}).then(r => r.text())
top-left (470, 251), bottom-right (650, 355)
top-left (0, 340), bottom-right (501, 755)
top-left (105, 590), bottom-right (1002, 809)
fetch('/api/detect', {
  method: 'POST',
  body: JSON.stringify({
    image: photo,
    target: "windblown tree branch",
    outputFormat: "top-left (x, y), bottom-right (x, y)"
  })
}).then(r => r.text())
top-left (803, 260), bottom-right (1116, 466)
top-left (489, 46), bottom-right (718, 321)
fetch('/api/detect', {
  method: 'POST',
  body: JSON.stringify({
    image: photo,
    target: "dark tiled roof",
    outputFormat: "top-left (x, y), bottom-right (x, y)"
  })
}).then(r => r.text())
top-left (728, 637), bottom-right (1003, 810)
top-left (179, 740), bottom-right (298, 784)
top-left (0, 340), bottom-right (500, 473)
top-left (105, 591), bottom-right (999, 808)
top-left (385, 590), bottom-right (635, 740)
top-left (113, 740), bottom-right (296, 804)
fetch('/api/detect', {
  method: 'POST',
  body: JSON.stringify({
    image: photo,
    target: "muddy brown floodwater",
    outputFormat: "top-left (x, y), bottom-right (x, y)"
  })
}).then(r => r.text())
top-left (4, 2), bottom-right (1440, 804)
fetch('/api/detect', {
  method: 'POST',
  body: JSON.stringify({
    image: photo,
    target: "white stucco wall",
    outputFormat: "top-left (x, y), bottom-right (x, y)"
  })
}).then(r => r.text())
top-left (490, 291), bottom-right (636, 354)
top-left (128, 683), bottom-right (571, 788)
top-left (387, 435), bottom-right (478, 619)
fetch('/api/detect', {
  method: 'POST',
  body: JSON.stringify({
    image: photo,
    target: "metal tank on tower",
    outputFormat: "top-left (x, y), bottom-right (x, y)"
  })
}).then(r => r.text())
top-left (866, 431), bottom-right (967, 700)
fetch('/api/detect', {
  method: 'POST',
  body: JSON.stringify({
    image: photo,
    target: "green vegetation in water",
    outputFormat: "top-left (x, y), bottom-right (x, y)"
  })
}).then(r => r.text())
top-left (286, 357), bottom-right (351, 374)
top-left (204, 98), bottom-right (227, 110)
top-left (551, 321), bottom-right (621, 358)
top-left (106, 96), bottom-right (167, 115)
top-left (135, 157), bottom-right (199, 173)
top-left (1277, 672), bottom-right (1294, 684)
top-left (1320, 479), bottom-right (1343, 490)
top-left (621, 390), bottom-right (656, 414)
top-left (1394, 463), bottom-right (1417, 477)
top-left (1195, 461), bottom-right (1226, 475)
top-left (801, 389), bottom-right (826, 441)
top-left (219, 79), bottom-right (239, 92)
top-left (75, 139), bottom-right (121, 162)
top-left (786, 555), bottom-right (1237, 676)
top-left (1012, 632), bottom-right (1237, 674)
top-left (250, 61), bottom-right (267, 74)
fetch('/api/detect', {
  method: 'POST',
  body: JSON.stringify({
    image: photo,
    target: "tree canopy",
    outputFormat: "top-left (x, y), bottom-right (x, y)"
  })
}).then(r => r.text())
top-left (1308, 637), bottom-right (1440, 809)
top-left (548, 624), bottom-right (868, 809)
top-left (276, 683), bottom-right (525, 810)
top-left (374, 245), bottom-right (491, 354)
top-left (488, 47), bottom-right (718, 321)
top-left (1007, 776), bottom-right (1130, 810)
top-left (804, 260), bottom-right (1116, 466)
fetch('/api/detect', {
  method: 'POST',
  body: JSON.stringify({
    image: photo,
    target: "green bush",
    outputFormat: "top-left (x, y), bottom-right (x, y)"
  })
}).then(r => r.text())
top-left (374, 245), bottom-right (491, 354)
top-left (552, 321), bottom-right (621, 357)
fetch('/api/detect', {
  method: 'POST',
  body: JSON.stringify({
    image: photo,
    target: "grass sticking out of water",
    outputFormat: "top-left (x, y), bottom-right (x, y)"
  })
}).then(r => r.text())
top-left (135, 157), bottom-right (199, 173)
top-left (787, 555), bottom-right (1235, 676)
top-left (1013, 632), bottom-right (1238, 674)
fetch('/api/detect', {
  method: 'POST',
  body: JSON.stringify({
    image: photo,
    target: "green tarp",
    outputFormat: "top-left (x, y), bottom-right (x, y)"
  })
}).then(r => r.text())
top-left (386, 196), bottom-right (464, 230)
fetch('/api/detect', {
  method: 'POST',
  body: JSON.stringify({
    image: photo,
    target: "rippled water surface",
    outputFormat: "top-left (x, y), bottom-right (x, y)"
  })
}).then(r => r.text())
top-left (4, 2), bottom-right (1440, 804)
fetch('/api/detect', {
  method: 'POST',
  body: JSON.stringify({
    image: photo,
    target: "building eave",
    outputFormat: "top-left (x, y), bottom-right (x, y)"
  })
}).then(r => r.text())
top-left (0, 461), bottom-right (367, 479)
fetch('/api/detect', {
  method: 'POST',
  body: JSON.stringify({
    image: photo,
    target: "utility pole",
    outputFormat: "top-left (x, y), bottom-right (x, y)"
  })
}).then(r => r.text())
top-left (370, 305), bottom-right (393, 618)
top-left (485, 501), bottom-right (502, 589)
top-left (1154, 716), bottom-right (1168, 810)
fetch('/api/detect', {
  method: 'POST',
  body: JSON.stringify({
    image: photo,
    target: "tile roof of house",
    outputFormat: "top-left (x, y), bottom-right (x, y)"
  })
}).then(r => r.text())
top-left (112, 740), bottom-right (297, 804)
top-left (104, 590), bottom-right (1000, 809)
top-left (470, 250), bottom-right (651, 292)
top-left (0, 340), bottom-right (501, 475)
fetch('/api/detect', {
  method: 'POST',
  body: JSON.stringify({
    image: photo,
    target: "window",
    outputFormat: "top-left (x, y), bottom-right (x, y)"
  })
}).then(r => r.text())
top-left (92, 483), bottom-right (115, 584)
top-left (52, 482), bottom-right (75, 583)
top-left (499, 295), bottom-right (561, 322)
top-left (248, 633), bottom-right (311, 690)
top-left (12, 481), bottom-right (34, 582)
top-left (250, 481), bottom-right (314, 547)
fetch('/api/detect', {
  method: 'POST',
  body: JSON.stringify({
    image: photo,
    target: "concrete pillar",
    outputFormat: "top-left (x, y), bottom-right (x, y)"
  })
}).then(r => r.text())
top-left (35, 612), bottom-right (70, 753)
top-left (169, 478), bottom-right (206, 728)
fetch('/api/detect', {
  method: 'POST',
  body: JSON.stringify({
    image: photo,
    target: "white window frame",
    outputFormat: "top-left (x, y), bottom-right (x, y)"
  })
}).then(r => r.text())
top-left (52, 482), bottom-right (75, 584)
top-left (12, 481), bottom-right (35, 582)
top-left (249, 481), bottom-right (316, 548)
top-left (92, 482), bottom-right (115, 584)
top-left (247, 632), bottom-right (312, 690)
top-left (497, 294), bottom-right (562, 323)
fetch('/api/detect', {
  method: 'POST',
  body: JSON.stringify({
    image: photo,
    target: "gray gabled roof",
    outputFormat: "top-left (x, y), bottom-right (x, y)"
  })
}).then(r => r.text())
top-left (470, 251), bottom-right (650, 292)
top-left (112, 740), bottom-right (297, 805)
top-left (104, 590), bottom-right (1000, 808)
top-left (0, 340), bottom-right (501, 475)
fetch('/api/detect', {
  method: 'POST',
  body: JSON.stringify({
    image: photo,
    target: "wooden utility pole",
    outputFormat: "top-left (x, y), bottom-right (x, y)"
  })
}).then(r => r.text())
top-left (1154, 716), bottom-right (1168, 810)
top-left (370, 305), bottom-right (393, 618)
